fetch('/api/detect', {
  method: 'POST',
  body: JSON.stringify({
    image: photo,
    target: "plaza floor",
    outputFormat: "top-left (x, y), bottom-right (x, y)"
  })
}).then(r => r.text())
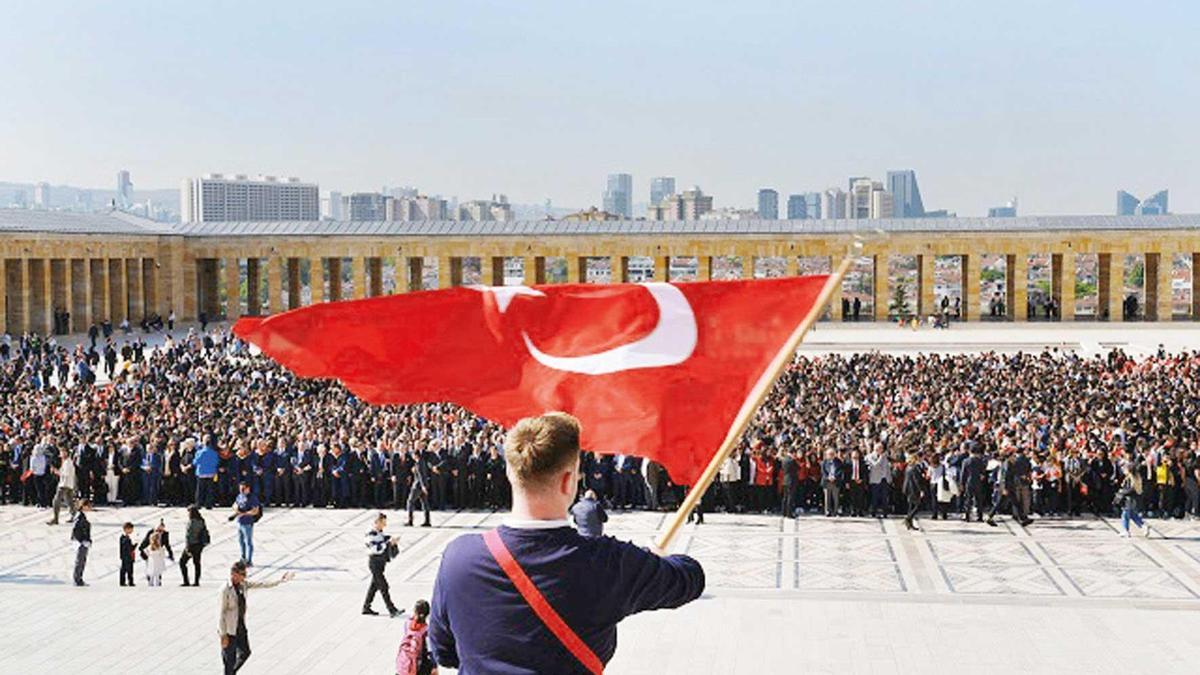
top-left (4, 505), bottom-right (1200, 674)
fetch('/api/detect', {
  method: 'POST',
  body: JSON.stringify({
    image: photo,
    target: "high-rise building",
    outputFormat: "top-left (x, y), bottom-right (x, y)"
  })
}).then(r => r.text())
top-left (822, 188), bottom-right (847, 219)
top-left (757, 188), bottom-right (779, 219)
top-left (650, 177), bottom-right (676, 208)
top-left (1117, 189), bottom-right (1169, 216)
top-left (457, 194), bottom-right (514, 222)
top-left (786, 194), bottom-right (806, 219)
top-left (648, 187), bottom-right (713, 221)
top-left (846, 178), bottom-right (892, 219)
top-left (803, 192), bottom-right (821, 219)
top-left (342, 192), bottom-right (390, 220)
top-left (389, 194), bottom-right (448, 221)
top-left (181, 174), bottom-right (319, 222)
top-left (322, 191), bottom-right (343, 220)
top-left (886, 169), bottom-right (925, 217)
top-left (116, 170), bottom-right (134, 210)
top-left (602, 173), bottom-right (633, 219)
top-left (34, 182), bottom-right (51, 209)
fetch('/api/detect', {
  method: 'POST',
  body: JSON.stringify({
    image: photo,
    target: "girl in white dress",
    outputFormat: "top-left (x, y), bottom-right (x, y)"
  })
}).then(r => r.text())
top-left (145, 532), bottom-right (166, 586)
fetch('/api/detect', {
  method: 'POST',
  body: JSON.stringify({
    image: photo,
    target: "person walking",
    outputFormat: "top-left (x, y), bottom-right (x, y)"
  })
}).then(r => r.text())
top-left (1117, 459), bottom-right (1150, 538)
top-left (218, 560), bottom-right (295, 674)
top-left (180, 505), bottom-right (211, 586)
top-left (70, 499), bottom-right (92, 586)
top-left (428, 413), bottom-right (704, 673)
top-left (230, 482), bottom-right (260, 566)
top-left (363, 513), bottom-right (404, 618)
top-left (48, 448), bottom-right (78, 525)
top-left (569, 489), bottom-right (608, 537)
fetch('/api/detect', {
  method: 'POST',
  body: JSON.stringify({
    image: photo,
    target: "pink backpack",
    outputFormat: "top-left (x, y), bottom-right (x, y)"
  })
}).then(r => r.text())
top-left (395, 618), bottom-right (429, 675)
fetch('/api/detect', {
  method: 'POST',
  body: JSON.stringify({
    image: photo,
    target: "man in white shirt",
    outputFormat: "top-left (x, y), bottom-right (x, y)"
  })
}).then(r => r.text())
top-left (48, 448), bottom-right (78, 525)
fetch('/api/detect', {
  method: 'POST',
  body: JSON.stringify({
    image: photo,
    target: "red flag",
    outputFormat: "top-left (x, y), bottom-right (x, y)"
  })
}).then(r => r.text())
top-left (234, 277), bottom-right (827, 485)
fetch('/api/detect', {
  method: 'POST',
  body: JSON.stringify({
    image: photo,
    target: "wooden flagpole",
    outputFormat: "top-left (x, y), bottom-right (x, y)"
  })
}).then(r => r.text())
top-left (655, 255), bottom-right (855, 551)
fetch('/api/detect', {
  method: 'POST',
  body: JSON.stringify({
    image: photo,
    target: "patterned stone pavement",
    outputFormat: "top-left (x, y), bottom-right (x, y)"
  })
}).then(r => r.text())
top-left (4, 505), bottom-right (1200, 673)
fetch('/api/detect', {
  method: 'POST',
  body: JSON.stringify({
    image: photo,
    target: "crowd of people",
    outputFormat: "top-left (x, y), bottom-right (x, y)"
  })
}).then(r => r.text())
top-left (3, 326), bottom-right (1200, 537)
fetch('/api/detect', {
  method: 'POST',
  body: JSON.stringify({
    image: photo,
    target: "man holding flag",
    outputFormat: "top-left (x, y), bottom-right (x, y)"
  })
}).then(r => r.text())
top-left (234, 265), bottom-right (846, 671)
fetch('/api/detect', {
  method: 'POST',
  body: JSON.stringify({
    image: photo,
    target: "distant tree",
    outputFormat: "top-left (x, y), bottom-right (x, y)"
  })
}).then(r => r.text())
top-left (889, 278), bottom-right (911, 317)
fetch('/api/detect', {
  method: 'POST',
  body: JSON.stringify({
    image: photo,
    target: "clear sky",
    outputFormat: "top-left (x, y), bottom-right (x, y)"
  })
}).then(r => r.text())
top-left (1, 0), bottom-right (1196, 215)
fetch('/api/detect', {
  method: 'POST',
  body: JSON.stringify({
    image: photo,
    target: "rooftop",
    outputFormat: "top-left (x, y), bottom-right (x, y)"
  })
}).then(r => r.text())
top-left (3, 209), bottom-right (1200, 238)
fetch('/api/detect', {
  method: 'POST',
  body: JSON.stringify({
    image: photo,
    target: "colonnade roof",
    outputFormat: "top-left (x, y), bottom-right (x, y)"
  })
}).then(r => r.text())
top-left (3, 209), bottom-right (1200, 237)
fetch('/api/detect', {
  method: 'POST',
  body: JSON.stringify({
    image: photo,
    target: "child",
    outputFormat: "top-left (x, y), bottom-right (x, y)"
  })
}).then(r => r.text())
top-left (145, 532), bottom-right (166, 586)
top-left (396, 599), bottom-right (436, 675)
top-left (119, 523), bottom-right (136, 587)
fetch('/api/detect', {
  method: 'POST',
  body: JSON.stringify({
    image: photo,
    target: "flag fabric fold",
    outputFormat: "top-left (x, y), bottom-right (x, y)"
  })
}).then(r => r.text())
top-left (234, 276), bottom-right (828, 485)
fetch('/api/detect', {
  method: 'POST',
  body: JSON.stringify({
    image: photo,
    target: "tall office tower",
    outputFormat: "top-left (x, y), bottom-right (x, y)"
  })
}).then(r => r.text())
top-left (822, 188), bottom-right (847, 219)
top-left (323, 191), bottom-right (343, 220)
top-left (886, 169), bottom-right (925, 217)
top-left (389, 194), bottom-right (449, 221)
top-left (34, 182), bottom-right (51, 209)
top-left (457, 195), bottom-right (514, 222)
top-left (181, 174), bottom-right (319, 222)
top-left (342, 192), bottom-right (391, 220)
top-left (757, 188), bottom-right (779, 219)
top-left (786, 194), bottom-right (806, 219)
top-left (1116, 190), bottom-right (1139, 215)
top-left (847, 178), bottom-right (892, 219)
top-left (650, 177), bottom-right (676, 207)
top-left (803, 192), bottom-right (821, 219)
top-left (647, 187), bottom-right (713, 221)
top-left (1139, 190), bottom-right (1169, 215)
top-left (1117, 189), bottom-right (1170, 215)
top-left (116, 170), bottom-right (134, 209)
top-left (987, 199), bottom-right (1018, 218)
top-left (602, 173), bottom-right (633, 218)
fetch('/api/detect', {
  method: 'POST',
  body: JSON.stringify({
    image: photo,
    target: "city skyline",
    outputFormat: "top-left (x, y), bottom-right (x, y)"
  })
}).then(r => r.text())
top-left (2, 2), bottom-right (1198, 215)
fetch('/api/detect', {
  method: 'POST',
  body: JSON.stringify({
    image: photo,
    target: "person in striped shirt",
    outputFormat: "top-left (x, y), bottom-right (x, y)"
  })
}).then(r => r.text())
top-left (363, 513), bottom-right (404, 618)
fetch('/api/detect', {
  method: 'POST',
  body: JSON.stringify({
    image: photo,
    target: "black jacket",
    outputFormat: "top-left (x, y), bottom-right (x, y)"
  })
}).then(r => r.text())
top-left (186, 518), bottom-right (210, 547)
top-left (903, 464), bottom-right (923, 498)
top-left (138, 530), bottom-right (174, 560)
top-left (71, 512), bottom-right (91, 544)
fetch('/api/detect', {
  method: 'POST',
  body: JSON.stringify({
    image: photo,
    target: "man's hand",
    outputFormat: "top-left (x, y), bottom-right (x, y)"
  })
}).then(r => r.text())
top-left (221, 635), bottom-right (230, 649)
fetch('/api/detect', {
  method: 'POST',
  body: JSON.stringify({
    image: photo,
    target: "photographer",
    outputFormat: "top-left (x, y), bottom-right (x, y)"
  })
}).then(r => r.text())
top-left (363, 512), bottom-right (403, 618)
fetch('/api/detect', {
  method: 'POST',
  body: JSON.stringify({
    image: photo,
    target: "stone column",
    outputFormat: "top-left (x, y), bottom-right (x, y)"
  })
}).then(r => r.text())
top-left (34, 259), bottom-right (53, 335)
top-left (611, 256), bottom-right (628, 284)
top-left (143, 259), bottom-right (157, 320)
top-left (126, 258), bottom-right (144, 322)
top-left (181, 255), bottom-right (197, 321)
top-left (390, 257), bottom-right (406, 294)
top-left (0, 260), bottom-right (6, 335)
top-left (830, 258), bottom-right (844, 321)
top-left (14, 259), bottom-right (29, 333)
top-left (653, 256), bottom-right (669, 282)
top-left (287, 259), bottom-right (301, 309)
top-left (1059, 253), bottom-right (1076, 321)
top-left (565, 255), bottom-right (582, 283)
top-left (873, 254), bottom-right (889, 321)
top-left (481, 256), bottom-right (503, 286)
top-left (224, 257), bottom-right (240, 320)
top-left (369, 258), bottom-right (383, 296)
top-left (406, 257), bottom-right (423, 292)
top-left (92, 259), bottom-right (108, 325)
top-left (246, 258), bottom-right (262, 316)
top-left (699, 256), bottom-right (713, 281)
top-left (962, 254), bottom-right (979, 322)
top-left (1006, 253), bottom-right (1027, 321)
top-left (1143, 253), bottom-right (1158, 321)
top-left (266, 258), bottom-right (283, 314)
top-left (1156, 253), bottom-right (1173, 322)
top-left (327, 258), bottom-right (344, 301)
top-left (918, 253), bottom-right (934, 318)
top-left (309, 257), bottom-right (325, 303)
top-left (529, 257), bottom-right (545, 285)
top-left (109, 258), bottom-right (127, 324)
top-left (1100, 253), bottom-right (1124, 322)
top-left (785, 256), bottom-right (799, 277)
top-left (1193, 253), bottom-right (1200, 320)
top-left (50, 259), bottom-right (67, 333)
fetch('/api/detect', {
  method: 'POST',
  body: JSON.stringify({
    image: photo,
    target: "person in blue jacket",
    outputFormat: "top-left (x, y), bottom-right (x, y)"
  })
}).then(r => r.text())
top-left (428, 413), bottom-right (705, 674)
top-left (194, 436), bottom-right (220, 509)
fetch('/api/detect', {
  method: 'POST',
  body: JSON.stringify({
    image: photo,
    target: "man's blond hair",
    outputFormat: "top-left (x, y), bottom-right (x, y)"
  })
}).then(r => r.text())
top-left (504, 412), bottom-right (581, 488)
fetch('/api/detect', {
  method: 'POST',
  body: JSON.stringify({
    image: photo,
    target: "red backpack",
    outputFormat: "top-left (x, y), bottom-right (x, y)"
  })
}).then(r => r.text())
top-left (395, 618), bottom-right (429, 675)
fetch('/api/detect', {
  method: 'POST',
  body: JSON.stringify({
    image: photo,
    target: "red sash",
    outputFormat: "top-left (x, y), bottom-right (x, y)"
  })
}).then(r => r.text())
top-left (482, 529), bottom-right (603, 675)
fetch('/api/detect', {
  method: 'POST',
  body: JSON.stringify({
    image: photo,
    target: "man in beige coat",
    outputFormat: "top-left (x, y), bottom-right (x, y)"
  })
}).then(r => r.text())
top-left (218, 560), bottom-right (295, 674)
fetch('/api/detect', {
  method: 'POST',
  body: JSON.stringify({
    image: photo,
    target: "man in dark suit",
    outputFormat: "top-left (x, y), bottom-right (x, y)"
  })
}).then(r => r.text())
top-left (958, 442), bottom-right (986, 522)
top-left (845, 450), bottom-right (869, 517)
top-left (407, 442), bottom-right (433, 527)
top-left (569, 489), bottom-right (608, 537)
top-left (779, 450), bottom-right (797, 518)
top-left (903, 454), bottom-right (924, 531)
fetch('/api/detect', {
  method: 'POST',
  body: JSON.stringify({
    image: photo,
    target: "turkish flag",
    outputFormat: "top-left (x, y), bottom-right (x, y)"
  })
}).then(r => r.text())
top-left (233, 277), bottom-right (828, 485)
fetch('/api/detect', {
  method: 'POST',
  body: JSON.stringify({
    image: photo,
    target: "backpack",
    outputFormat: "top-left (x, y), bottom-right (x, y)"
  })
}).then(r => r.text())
top-left (395, 619), bottom-right (429, 675)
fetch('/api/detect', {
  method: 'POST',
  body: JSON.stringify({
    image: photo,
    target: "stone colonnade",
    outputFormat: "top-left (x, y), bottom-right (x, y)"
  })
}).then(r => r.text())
top-left (5, 231), bottom-right (1200, 334)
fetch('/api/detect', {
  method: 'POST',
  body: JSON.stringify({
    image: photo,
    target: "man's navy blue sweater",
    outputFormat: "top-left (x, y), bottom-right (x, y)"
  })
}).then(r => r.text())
top-left (429, 524), bottom-right (704, 674)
